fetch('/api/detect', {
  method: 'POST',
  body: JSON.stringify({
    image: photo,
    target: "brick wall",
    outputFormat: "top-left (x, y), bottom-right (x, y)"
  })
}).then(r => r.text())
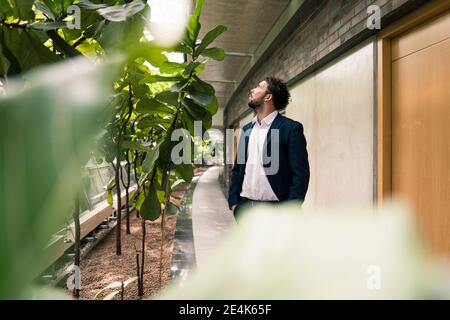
top-left (223, 0), bottom-right (427, 127)
top-left (222, 0), bottom-right (430, 196)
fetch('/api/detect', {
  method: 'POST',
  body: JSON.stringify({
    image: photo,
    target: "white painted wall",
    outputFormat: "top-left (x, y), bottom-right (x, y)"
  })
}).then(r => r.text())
top-left (235, 111), bottom-right (255, 143)
top-left (212, 106), bottom-right (224, 127)
top-left (286, 41), bottom-right (375, 208)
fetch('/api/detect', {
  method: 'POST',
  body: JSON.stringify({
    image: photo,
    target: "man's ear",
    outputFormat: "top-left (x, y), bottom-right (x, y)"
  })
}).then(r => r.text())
top-left (265, 94), bottom-right (272, 102)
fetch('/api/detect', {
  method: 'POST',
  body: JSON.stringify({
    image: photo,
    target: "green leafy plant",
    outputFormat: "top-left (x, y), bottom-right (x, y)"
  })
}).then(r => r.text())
top-left (0, 56), bottom-right (121, 299)
top-left (0, 0), bottom-right (227, 298)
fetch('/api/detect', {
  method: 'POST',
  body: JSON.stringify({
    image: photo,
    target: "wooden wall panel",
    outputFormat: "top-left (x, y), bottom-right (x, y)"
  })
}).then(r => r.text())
top-left (391, 10), bottom-right (450, 255)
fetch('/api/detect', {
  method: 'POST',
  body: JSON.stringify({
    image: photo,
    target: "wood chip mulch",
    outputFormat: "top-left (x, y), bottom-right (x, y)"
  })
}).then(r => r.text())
top-left (75, 213), bottom-right (176, 300)
top-left (72, 166), bottom-right (209, 300)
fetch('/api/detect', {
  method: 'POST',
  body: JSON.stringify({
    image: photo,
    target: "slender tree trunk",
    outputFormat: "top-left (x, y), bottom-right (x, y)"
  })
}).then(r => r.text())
top-left (159, 170), bottom-right (171, 288)
top-left (115, 83), bottom-right (134, 252)
top-left (133, 151), bottom-right (140, 218)
top-left (73, 193), bottom-right (81, 298)
top-left (125, 152), bottom-right (131, 234)
top-left (138, 219), bottom-right (146, 296)
top-left (125, 181), bottom-right (130, 234)
top-left (114, 147), bottom-right (122, 255)
top-left (120, 164), bottom-right (131, 235)
top-left (136, 252), bottom-right (141, 295)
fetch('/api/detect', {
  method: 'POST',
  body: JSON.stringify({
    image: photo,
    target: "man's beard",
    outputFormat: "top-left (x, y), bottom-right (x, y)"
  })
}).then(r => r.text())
top-left (248, 98), bottom-right (262, 110)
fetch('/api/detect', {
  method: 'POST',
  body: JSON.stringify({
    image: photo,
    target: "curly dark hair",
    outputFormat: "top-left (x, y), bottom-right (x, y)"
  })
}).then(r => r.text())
top-left (265, 76), bottom-right (291, 110)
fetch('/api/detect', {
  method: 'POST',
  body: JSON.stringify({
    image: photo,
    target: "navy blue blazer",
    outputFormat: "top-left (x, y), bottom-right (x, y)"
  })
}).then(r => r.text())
top-left (228, 113), bottom-right (310, 209)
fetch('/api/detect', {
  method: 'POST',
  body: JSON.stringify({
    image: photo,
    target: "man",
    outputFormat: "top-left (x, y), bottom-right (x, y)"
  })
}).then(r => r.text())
top-left (228, 77), bottom-right (310, 219)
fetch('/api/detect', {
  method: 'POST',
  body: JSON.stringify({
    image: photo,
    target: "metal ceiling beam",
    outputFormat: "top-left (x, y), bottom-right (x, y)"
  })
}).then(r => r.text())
top-left (204, 79), bottom-right (236, 84)
top-left (224, 52), bottom-right (254, 58)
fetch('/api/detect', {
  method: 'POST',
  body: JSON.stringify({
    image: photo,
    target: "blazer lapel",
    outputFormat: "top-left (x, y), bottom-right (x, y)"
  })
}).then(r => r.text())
top-left (263, 113), bottom-right (283, 152)
top-left (244, 122), bottom-right (256, 162)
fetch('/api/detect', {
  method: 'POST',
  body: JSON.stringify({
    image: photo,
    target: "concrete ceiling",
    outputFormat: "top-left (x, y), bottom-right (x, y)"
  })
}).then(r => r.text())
top-left (196, 0), bottom-right (291, 125)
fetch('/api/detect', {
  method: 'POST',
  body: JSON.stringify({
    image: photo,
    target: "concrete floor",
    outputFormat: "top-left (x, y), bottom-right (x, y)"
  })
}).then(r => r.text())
top-left (192, 166), bottom-right (236, 271)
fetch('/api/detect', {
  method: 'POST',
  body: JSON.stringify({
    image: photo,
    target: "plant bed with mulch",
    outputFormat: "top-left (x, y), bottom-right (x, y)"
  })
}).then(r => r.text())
top-left (70, 166), bottom-right (210, 300)
top-left (73, 212), bottom-right (176, 300)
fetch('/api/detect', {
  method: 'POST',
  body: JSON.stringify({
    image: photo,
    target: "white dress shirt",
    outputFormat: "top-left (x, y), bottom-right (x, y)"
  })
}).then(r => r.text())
top-left (240, 110), bottom-right (279, 201)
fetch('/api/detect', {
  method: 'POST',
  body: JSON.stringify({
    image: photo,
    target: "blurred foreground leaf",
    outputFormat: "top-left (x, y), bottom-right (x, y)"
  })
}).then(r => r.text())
top-left (0, 56), bottom-right (121, 299)
top-left (158, 203), bottom-right (431, 299)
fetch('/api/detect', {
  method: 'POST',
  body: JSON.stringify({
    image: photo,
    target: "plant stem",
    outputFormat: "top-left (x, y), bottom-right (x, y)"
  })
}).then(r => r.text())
top-left (138, 219), bottom-right (146, 297)
top-left (73, 192), bottom-right (81, 298)
top-left (120, 164), bottom-right (131, 234)
top-left (125, 167), bottom-right (130, 234)
top-left (122, 85), bottom-right (133, 233)
top-left (159, 170), bottom-right (171, 289)
top-left (115, 135), bottom-right (122, 256)
top-left (133, 150), bottom-right (140, 218)
top-left (136, 252), bottom-right (140, 295)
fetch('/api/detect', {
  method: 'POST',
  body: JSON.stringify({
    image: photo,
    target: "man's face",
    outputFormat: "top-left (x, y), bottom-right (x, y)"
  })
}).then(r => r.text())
top-left (248, 80), bottom-right (270, 109)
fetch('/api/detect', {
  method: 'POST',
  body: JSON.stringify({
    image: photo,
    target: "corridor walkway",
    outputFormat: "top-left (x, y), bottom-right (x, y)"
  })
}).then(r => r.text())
top-left (192, 166), bottom-right (236, 270)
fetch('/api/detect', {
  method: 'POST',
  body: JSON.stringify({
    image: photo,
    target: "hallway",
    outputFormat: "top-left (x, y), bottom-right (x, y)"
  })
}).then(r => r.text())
top-left (192, 166), bottom-right (236, 270)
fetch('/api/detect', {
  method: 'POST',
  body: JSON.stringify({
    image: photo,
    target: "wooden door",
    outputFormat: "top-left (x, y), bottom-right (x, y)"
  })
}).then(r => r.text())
top-left (391, 9), bottom-right (450, 255)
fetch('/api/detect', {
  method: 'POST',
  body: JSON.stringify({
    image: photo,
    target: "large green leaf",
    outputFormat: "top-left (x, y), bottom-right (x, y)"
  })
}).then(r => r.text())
top-left (200, 47), bottom-right (225, 61)
top-left (35, 1), bottom-right (56, 21)
top-left (195, 25), bottom-right (227, 58)
top-left (184, 61), bottom-right (205, 76)
top-left (10, 0), bottom-right (35, 20)
top-left (41, 0), bottom-right (74, 17)
top-left (175, 163), bottom-right (193, 183)
top-left (126, 64), bottom-right (149, 99)
top-left (184, 83), bottom-right (214, 106)
top-left (0, 27), bottom-right (62, 74)
top-left (0, 52), bottom-right (10, 76)
top-left (121, 140), bottom-right (153, 153)
top-left (29, 22), bottom-right (68, 31)
top-left (128, 43), bottom-right (168, 67)
top-left (170, 78), bottom-right (190, 92)
top-left (97, 21), bottom-right (126, 50)
top-left (97, 0), bottom-right (146, 22)
top-left (137, 115), bottom-right (172, 130)
top-left (140, 185), bottom-right (161, 221)
top-left (182, 97), bottom-right (211, 123)
top-left (107, 190), bottom-right (113, 205)
top-left (136, 97), bottom-right (174, 115)
top-left (192, 75), bottom-right (215, 95)
top-left (76, 0), bottom-right (108, 10)
top-left (79, 5), bottom-right (103, 31)
top-left (0, 29), bottom-right (22, 76)
top-left (166, 42), bottom-right (192, 55)
top-left (204, 96), bottom-right (219, 115)
top-left (142, 143), bottom-right (160, 172)
top-left (141, 75), bottom-right (185, 84)
top-left (0, 3), bottom-right (14, 20)
top-left (159, 61), bottom-right (186, 74)
top-left (97, 5), bottom-right (148, 52)
top-left (158, 130), bottom-right (179, 164)
top-left (135, 191), bottom-right (145, 211)
top-left (0, 56), bottom-right (121, 299)
top-left (192, 0), bottom-right (204, 21)
top-left (181, 100), bottom-right (212, 133)
top-left (155, 91), bottom-right (179, 107)
top-left (185, 0), bottom-right (204, 47)
top-left (181, 110), bottom-right (195, 137)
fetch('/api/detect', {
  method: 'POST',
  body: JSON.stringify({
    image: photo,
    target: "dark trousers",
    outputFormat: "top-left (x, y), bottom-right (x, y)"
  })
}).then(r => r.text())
top-left (233, 197), bottom-right (280, 220)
